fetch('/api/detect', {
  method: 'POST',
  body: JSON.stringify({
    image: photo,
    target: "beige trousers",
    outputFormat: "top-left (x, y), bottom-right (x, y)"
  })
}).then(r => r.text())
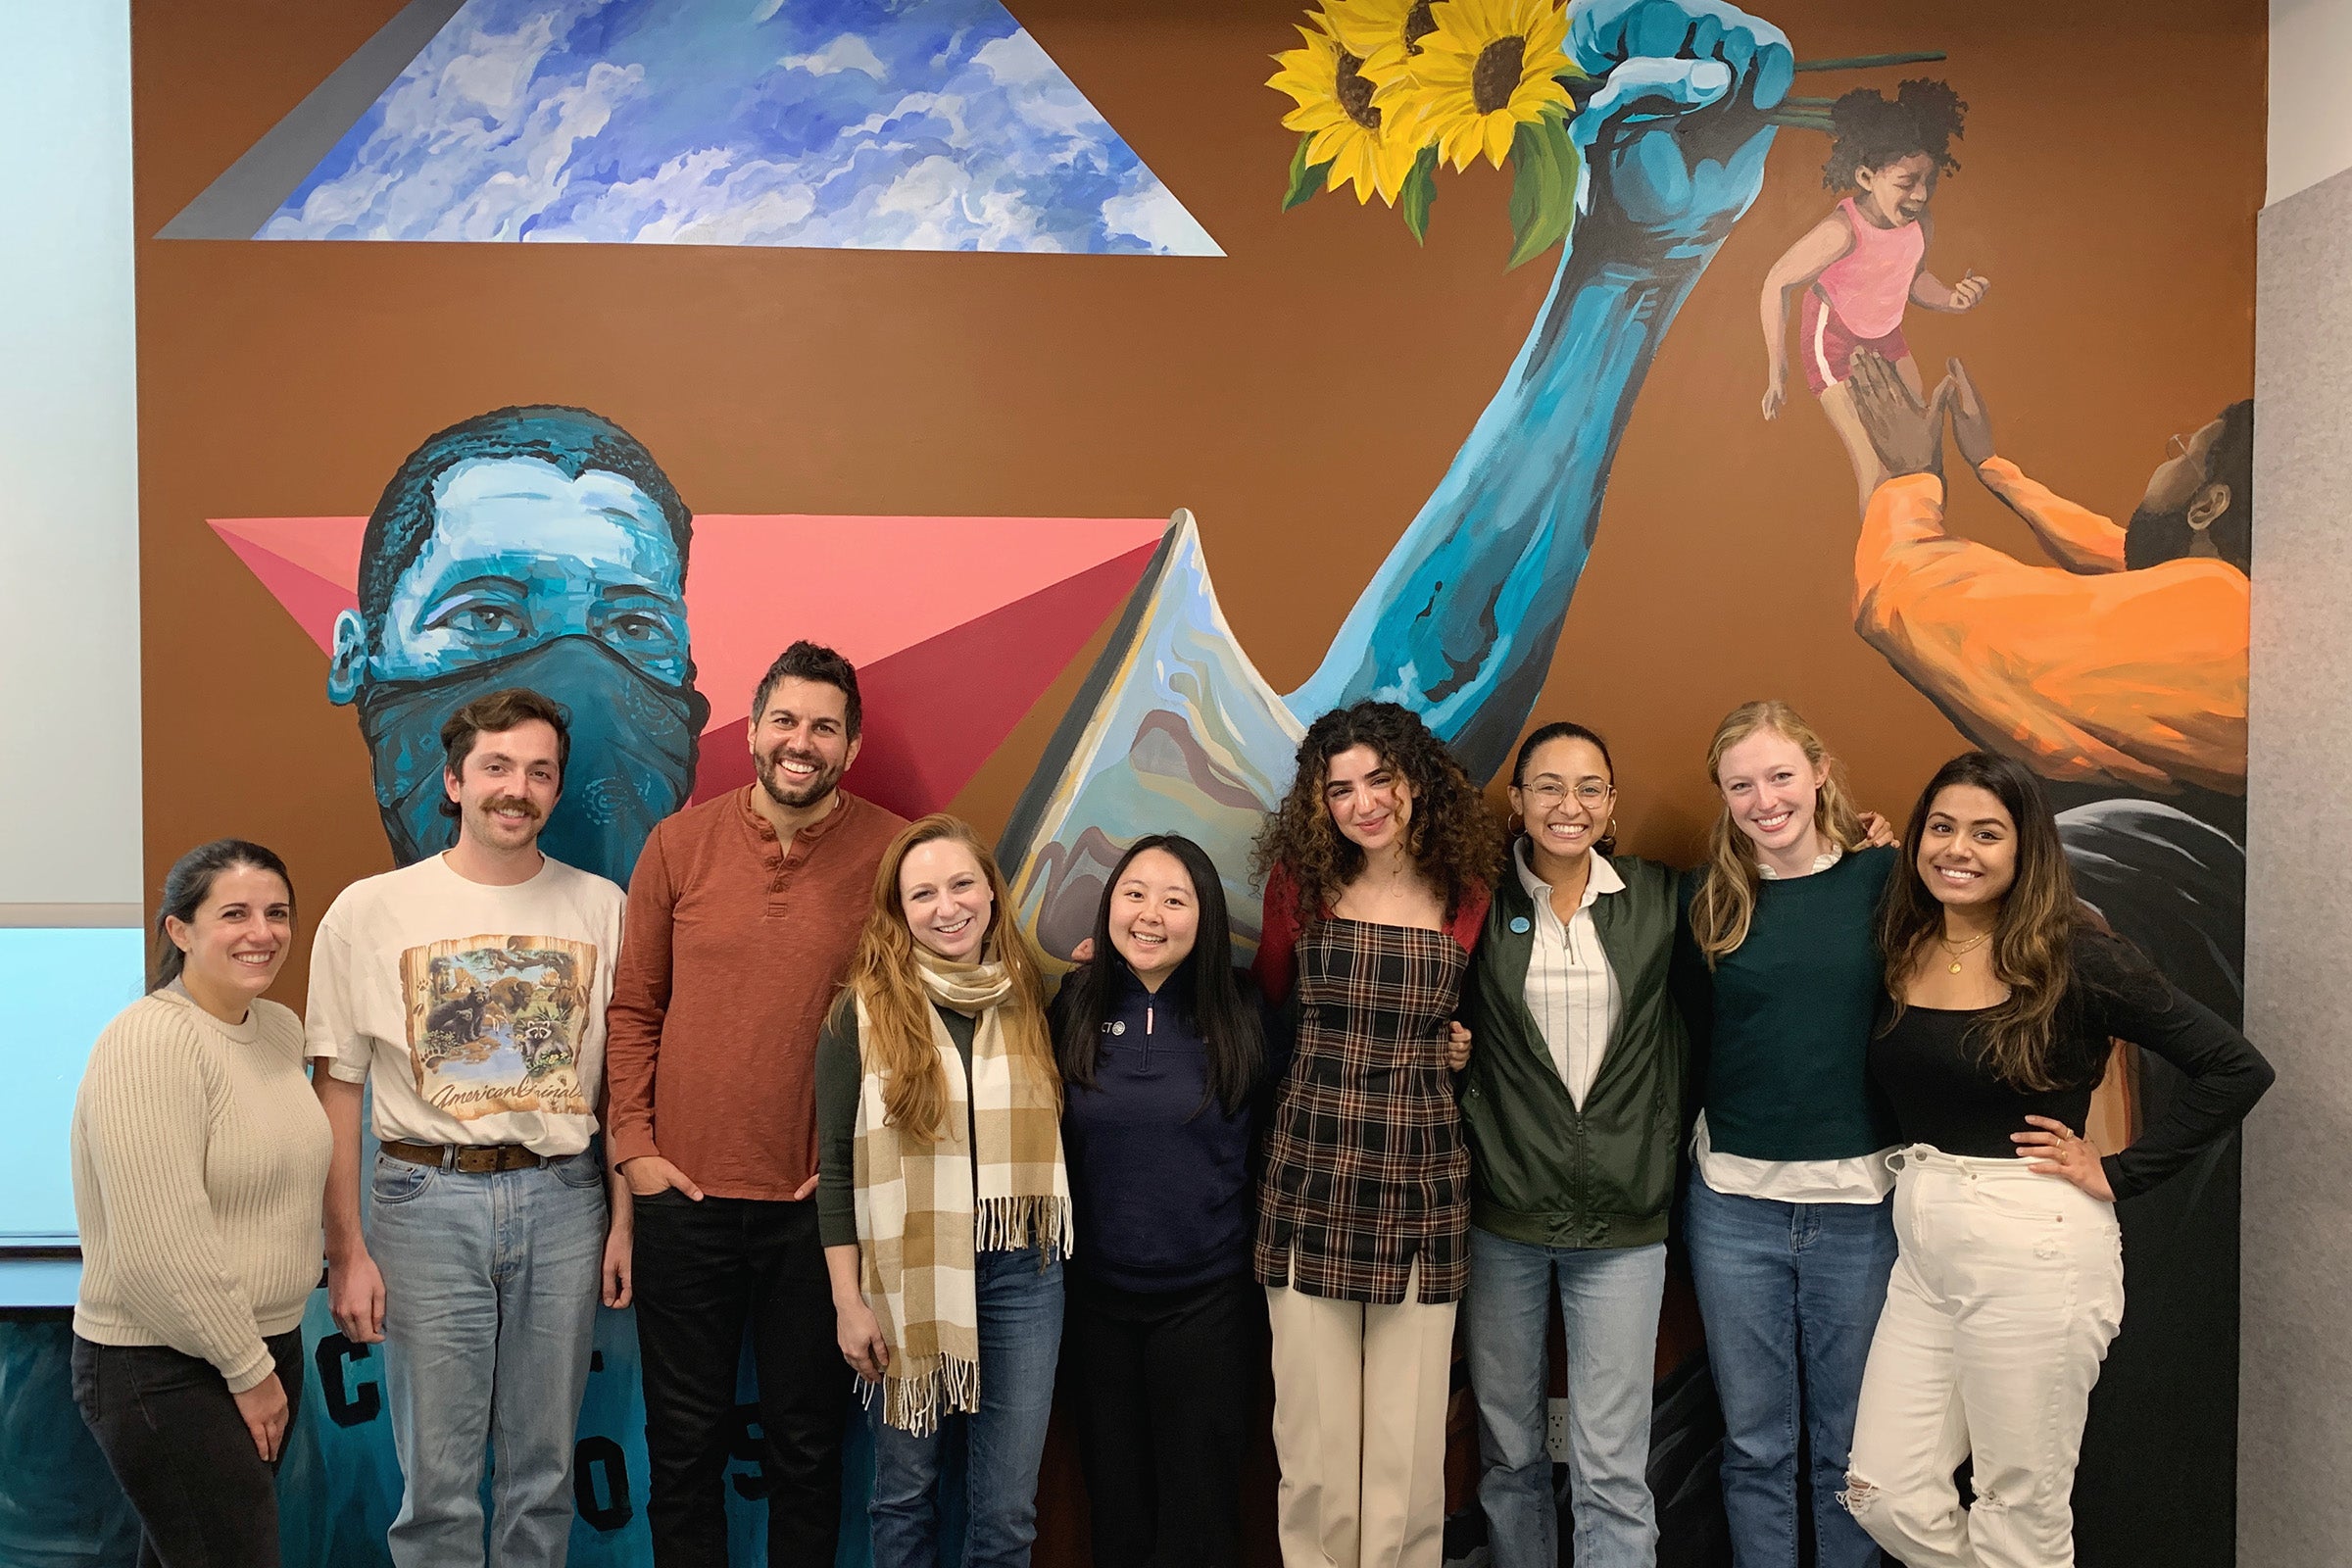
top-left (1265, 1255), bottom-right (1458, 1568)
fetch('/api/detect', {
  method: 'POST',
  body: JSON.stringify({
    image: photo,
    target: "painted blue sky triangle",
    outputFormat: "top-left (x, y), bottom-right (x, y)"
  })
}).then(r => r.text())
top-left (256, 0), bottom-right (1221, 255)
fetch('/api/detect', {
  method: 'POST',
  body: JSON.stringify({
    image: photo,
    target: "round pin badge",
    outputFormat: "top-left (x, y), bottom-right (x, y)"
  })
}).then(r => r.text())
top-left (1510, 915), bottom-right (1532, 934)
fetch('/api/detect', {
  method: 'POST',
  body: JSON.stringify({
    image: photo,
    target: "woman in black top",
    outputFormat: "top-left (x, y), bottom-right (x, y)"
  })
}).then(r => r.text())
top-left (1051, 833), bottom-right (1281, 1568)
top-left (1845, 752), bottom-right (2272, 1568)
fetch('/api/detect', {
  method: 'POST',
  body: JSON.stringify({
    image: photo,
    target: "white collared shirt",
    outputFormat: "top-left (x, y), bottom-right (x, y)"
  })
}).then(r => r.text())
top-left (1514, 839), bottom-right (1624, 1110)
top-left (1694, 840), bottom-right (1892, 1203)
top-left (1755, 845), bottom-right (1844, 880)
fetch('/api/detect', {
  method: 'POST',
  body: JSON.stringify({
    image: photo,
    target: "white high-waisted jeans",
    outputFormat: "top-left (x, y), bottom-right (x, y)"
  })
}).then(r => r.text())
top-left (1843, 1145), bottom-right (2125, 1568)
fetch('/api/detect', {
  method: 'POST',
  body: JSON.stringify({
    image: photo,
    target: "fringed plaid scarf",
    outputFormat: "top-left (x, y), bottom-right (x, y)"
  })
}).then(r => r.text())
top-left (852, 950), bottom-right (1071, 1434)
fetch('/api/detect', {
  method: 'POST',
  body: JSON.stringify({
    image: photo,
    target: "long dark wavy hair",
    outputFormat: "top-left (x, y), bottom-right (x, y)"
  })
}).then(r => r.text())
top-left (1055, 835), bottom-right (1265, 1116)
top-left (152, 840), bottom-right (295, 991)
top-left (1878, 751), bottom-right (2103, 1091)
top-left (1250, 701), bottom-right (1501, 931)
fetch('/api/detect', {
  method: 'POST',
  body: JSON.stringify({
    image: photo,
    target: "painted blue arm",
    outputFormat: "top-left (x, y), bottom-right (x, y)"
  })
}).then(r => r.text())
top-left (1288, 0), bottom-right (1794, 778)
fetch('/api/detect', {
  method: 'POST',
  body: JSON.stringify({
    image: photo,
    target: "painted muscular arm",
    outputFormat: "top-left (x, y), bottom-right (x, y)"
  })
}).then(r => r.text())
top-left (1288, 0), bottom-right (1797, 780)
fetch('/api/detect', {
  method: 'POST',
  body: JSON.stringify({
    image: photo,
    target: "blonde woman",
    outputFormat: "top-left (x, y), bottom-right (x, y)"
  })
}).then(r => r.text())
top-left (1677, 701), bottom-right (1899, 1568)
top-left (815, 814), bottom-right (1070, 1568)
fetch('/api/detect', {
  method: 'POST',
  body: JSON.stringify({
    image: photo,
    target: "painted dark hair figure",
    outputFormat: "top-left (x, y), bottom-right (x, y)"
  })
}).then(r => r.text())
top-left (1760, 77), bottom-right (1988, 514)
top-left (324, 405), bottom-right (710, 885)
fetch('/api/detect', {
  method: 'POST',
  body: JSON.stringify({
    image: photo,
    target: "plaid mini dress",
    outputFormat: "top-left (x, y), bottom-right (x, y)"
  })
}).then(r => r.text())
top-left (1253, 917), bottom-right (1472, 1304)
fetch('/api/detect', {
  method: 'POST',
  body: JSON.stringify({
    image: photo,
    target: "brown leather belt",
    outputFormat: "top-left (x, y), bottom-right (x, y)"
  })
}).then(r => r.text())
top-left (382, 1139), bottom-right (548, 1174)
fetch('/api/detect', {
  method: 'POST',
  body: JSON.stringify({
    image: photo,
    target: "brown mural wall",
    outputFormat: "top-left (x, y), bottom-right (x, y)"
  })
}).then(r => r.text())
top-left (137, 0), bottom-right (2260, 1015)
top-left (125, 2), bottom-right (2263, 1564)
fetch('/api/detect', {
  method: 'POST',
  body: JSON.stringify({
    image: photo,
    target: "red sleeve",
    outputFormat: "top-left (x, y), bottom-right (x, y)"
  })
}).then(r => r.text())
top-left (1251, 862), bottom-right (1301, 1004)
top-left (1449, 882), bottom-right (1493, 956)
top-left (602, 822), bottom-right (677, 1167)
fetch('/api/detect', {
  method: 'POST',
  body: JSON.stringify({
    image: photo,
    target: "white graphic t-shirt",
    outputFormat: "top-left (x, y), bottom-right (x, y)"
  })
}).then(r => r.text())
top-left (305, 853), bottom-right (626, 1156)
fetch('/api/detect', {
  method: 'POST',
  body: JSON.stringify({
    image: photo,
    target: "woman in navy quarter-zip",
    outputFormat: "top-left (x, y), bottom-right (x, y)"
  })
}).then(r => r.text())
top-left (1050, 833), bottom-right (1284, 1568)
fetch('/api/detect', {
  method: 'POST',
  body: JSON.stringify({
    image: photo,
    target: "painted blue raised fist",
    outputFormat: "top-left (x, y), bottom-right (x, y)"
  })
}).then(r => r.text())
top-left (1567, 0), bottom-right (1795, 252)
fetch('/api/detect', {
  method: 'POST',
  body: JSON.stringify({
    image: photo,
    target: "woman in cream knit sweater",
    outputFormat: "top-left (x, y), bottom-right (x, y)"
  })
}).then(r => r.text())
top-left (71, 839), bottom-right (332, 1568)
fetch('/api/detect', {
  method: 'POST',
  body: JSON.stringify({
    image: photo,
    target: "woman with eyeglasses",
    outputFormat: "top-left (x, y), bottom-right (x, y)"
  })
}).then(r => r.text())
top-left (1457, 722), bottom-right (1691, 1568)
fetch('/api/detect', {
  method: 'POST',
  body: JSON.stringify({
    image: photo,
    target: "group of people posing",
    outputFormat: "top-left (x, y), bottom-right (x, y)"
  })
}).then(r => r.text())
top-left (67, 638), bottom-right (2271, 1568)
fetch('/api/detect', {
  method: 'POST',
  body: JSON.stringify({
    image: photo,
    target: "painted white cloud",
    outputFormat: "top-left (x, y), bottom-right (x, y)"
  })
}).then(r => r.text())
top-left (1102, 181), bottom-right (1219, 256)
top-left (780, 34), bottom-right (886, 79)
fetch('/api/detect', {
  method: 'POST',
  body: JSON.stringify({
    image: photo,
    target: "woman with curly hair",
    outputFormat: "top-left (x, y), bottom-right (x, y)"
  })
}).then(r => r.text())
top-left (1250, 700), bottom-right (1502, 1568)
top-left (1759, 78), bottom-right (1986, 513)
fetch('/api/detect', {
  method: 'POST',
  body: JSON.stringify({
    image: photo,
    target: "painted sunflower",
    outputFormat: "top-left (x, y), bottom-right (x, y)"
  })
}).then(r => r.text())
top-left (1376, 0), bottom-right (1578, 172)
top-left (1328, 0), bottom-right (1442, 73)
top-left (1267, 8), bottom-right (1422, 205)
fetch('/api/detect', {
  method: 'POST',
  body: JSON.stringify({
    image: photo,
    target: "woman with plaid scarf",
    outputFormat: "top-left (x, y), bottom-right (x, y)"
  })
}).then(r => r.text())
top-left (1250, 701), bottom-right (1503, 1568)
top-left (815, 815), bottom-right (1072, 1568)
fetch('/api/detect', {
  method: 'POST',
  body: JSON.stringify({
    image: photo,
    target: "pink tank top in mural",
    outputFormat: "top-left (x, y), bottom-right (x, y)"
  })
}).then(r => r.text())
top-left (1816, 196), bottom-right (1925, 338)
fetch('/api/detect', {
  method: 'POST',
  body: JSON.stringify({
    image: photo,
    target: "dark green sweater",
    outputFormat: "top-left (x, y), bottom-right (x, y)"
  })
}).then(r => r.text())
top-left (1460, 855), bottom-right (1689, 1249)
top-left (1676, 846), bottom-right (1900, 1163)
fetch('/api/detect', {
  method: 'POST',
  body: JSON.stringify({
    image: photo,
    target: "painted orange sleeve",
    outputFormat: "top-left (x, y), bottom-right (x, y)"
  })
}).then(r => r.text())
top-left (1852, 470), bottom-right (2248, 795)
top-left (1975, 456), bottom-right (2130, 573)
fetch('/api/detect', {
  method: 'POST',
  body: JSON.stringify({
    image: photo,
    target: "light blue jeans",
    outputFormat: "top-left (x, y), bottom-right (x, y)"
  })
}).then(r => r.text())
top-left (867, 1247), bottom-right (1064, 1568)
top-left (367, 1147), bottom-right (607, 1568)
top-left (1684, 1175), bottom-right (1895, 1568)
top-left (1466, 1228), bottom-right (1667, 1568)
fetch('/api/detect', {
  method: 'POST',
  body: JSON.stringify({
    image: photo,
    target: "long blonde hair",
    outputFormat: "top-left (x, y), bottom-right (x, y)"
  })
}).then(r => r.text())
top-left (1689, 701), bottom-right (1867, 965)
top-left (839, 814), bottom-right (1055, 1139)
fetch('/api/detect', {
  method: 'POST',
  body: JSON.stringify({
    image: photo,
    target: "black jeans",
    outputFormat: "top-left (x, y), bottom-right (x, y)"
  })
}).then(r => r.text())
top-left (1064, 1267), bottom-right (1266, 1568)
top-left (631, 1191), bottom-right (846, 1567)
top-left (71, 1329), bottom-right (305, 1568)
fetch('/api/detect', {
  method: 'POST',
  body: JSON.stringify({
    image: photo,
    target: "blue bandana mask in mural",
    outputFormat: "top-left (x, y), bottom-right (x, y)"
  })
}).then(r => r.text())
top-left (354, 634), bottom-right (709, 886)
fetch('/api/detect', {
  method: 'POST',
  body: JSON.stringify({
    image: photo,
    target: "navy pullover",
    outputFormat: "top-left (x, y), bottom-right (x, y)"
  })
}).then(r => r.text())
top-left (1054, 965), bottom-right (1285, 1294)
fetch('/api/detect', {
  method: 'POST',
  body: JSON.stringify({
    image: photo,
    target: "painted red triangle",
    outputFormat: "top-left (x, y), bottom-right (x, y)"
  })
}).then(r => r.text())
top-left (696, 540), bottom-right (1161, 816)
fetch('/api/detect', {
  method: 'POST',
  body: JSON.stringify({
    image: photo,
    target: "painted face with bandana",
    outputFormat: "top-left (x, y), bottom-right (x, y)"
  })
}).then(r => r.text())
top-left (328, 452), bottom-right (710, 886)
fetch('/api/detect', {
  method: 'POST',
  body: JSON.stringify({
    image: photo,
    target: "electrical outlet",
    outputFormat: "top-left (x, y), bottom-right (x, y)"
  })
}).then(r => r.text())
top-left (1545, 1397), bottom-right (1572, 1463)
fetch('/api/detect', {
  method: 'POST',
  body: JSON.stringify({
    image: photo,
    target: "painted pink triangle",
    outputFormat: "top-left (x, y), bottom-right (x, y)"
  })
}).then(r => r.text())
top-left (212, 521), bottom-right (363, 652)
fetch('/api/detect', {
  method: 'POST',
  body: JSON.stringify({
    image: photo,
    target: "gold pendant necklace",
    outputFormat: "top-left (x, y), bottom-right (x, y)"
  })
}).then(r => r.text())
top-left (1938, 930), bottom-right (1991, 974)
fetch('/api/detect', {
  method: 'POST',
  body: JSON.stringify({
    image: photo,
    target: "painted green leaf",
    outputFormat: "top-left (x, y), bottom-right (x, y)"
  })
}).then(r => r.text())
top-left (1399, 144), bottom-right (1440, 243)
top-left (1283, 132), bottom-right (1333, 212)
top-left (1505, 110), bottom-right (1582, 270)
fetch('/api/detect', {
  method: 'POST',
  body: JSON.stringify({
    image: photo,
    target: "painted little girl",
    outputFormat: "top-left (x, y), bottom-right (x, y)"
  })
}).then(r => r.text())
top-left (1761, 80), bottom-right (1986, 512)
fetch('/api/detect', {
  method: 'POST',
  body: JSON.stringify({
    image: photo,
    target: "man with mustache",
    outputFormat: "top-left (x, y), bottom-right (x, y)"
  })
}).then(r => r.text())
top-left (604, 642), bottom-right (906, 1566)
top-left (305, 687), bottom-right (633, 1568)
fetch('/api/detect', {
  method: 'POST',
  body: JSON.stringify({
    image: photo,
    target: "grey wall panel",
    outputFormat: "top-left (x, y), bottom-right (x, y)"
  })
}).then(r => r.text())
top-left (2243, 160), bottom-right (2352, 1564)
top-left (155, 0), bottom-right (464, 240)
